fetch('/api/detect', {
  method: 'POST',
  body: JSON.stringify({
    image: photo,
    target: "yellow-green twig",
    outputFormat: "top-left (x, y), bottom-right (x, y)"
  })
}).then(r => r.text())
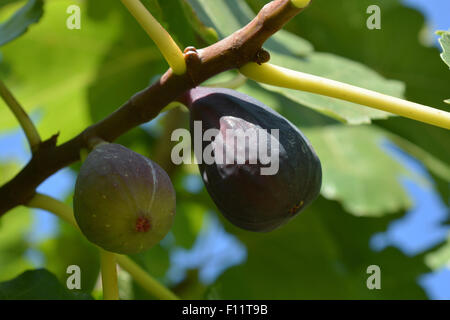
top-left (115, 255), bottom-right (179, 300)
top-left (240, 62), bottom-right (450, 130)
top-left (291, 0), bottom-right (311, 9)
top-left (27, 193), bottom-right (78, 229)
top-left (0, 80), bottom-right (41, 152)
top-left (26, 193), bottom-right (180, 300)
top-left (120, 0), bottom-right (186, 75)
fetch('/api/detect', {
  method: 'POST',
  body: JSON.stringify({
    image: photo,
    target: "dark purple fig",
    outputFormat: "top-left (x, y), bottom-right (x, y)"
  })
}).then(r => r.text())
top-left (185, 87), bottom-right (322, 232)
top-left (73, 143), bottom-right (175, 254)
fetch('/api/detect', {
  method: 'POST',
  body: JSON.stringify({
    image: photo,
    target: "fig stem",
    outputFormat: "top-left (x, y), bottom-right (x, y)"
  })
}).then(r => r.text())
top-left (240, 62), bottom-right (450, 130)
top-left (120, 0), bottom-right (186, 75)
top-left (26, 193), bottom-right (180, 300)
top-left (0, 80), bottom-right (41, 153)
top-left (100, 249), bottom-right (119, 300)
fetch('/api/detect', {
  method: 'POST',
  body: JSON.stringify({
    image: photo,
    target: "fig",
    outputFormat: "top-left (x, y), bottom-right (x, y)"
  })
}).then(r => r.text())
top-left (73, 143), bottom-right (175, 254)
top-left (185, 87), bottom-right (322, 232)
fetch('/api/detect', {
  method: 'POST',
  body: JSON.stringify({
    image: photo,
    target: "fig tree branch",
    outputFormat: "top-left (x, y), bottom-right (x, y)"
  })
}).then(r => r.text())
top-left (240, 62), bottom-right (450, 130)
top-left (0, 0), bottom-right (305, 216)
top-left (0, 80), bottom-right (41, 153)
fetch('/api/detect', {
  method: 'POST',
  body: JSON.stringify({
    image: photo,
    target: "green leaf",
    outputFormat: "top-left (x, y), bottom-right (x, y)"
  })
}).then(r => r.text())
top-left (0, 269), bottom-right (93, 300)
top-left (186, 0), bottom-right (246, 37)
top-left (210, 198), bottom-right (429, 299)
top-left (425, 235), bottom-right (450, 270)
top-left (304, 125), bottom-right (414, 216)
top-left (186, 0), bottom-right (313, 55)
top-left (0, 0), bottom-right (43, 46)
top-left (265, 51), bottom-right (405, 124)
top-left (0, 205), bottom-right (33, 282)
top-left (0, 0), bottom-right (120, 142)
top-left (179, 0), bottom-right (218, 45)
top-left (156, 0), bottom-right (201, 48)
top-left (260, 0), bottom-right (450, 200)
top-left (130, 244), bottom-right (170, 280)
top-left (0, 1), bottom-right (25, 9)
top-left (188, 0), bottom-right (404, 124)
top-left (172, 201), bottom-right (206, 249)
top-left (84, 1), bottom-right (183, 159)
top-left (129, 244), bottom-right (171, 299)
top-left (86, 2), bottom-right (167, 124)
top-left (436, 30), bottom-right (450, 69)
top-left (0, 162), bottom-right (34, 281)
top-left (38, 221), bottom-right (100, 294)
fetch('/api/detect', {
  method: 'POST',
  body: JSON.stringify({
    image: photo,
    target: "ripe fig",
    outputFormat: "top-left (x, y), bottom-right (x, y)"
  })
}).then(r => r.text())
top-left (73, 143), bottom-right (175, 254)
top-left (185, 87), bottom-right (322, 232)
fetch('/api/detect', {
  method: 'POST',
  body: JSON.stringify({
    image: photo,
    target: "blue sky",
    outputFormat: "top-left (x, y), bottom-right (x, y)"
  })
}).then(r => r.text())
top-left (403, 0), bottom-right (450, 35)
top-left (0, 0), bottom-right (448, 299)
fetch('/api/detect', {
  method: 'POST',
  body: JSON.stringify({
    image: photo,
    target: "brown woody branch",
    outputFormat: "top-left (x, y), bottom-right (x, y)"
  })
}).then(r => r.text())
top-left (0, 0), bottom-right (307, 216)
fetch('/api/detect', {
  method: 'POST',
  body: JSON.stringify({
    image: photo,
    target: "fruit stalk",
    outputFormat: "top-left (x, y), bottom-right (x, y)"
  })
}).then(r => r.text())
top-left (27, 193), bottom-right (79, 229)
top-left (100, 249), bottom-right (119, 300)
top-left (0, 80), bottom-right (41, 153)
top-left (240, 62), bottom-right (450, 130)
top-left (120, 0), bottom-right (186, 75)
top-left (26, 193), bottom-right (180, 300)
top-left (115, 255), bottom-right (179, 300)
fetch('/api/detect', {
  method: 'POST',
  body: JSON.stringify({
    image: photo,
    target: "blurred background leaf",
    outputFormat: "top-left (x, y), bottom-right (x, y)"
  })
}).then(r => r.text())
top-left (0, 162), bottom-right (33, 282)
top-left (245, 0), bottom-right (450, 201)
top-left (0, 0), bottom-right (119, 142)
top-left (437, 30), bottom-right (450, 68)
top-left (0, 0), bottom-right (43, 47)
top-left (37, 221), bottom-right (100, 294)
top-left (0, 268), bottom-right (93, 299)
top-left (305, 125), bottom-right (414, 216)
top-left (210, 198), bottom-right (429, 299)
top-left (187, 0), bottom-right (405, 124)
top-left (0, 205), bottom-right (33, 282)
top-left (425, 236), bottom-right (450, 270)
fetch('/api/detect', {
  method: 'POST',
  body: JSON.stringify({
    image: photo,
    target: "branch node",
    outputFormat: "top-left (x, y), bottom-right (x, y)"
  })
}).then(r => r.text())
top-left (37, 133), bottom-right (59, 152)
top-left (183, 46), bottom-right (202, 87)
top-left (254, 48), bottom-right (271, 65)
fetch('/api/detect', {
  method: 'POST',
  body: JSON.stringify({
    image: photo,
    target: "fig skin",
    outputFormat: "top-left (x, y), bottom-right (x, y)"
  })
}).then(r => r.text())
top-left (186, 87), bottom-right (322, 232)
top-left (73, 143), bottom-right (175, 254)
